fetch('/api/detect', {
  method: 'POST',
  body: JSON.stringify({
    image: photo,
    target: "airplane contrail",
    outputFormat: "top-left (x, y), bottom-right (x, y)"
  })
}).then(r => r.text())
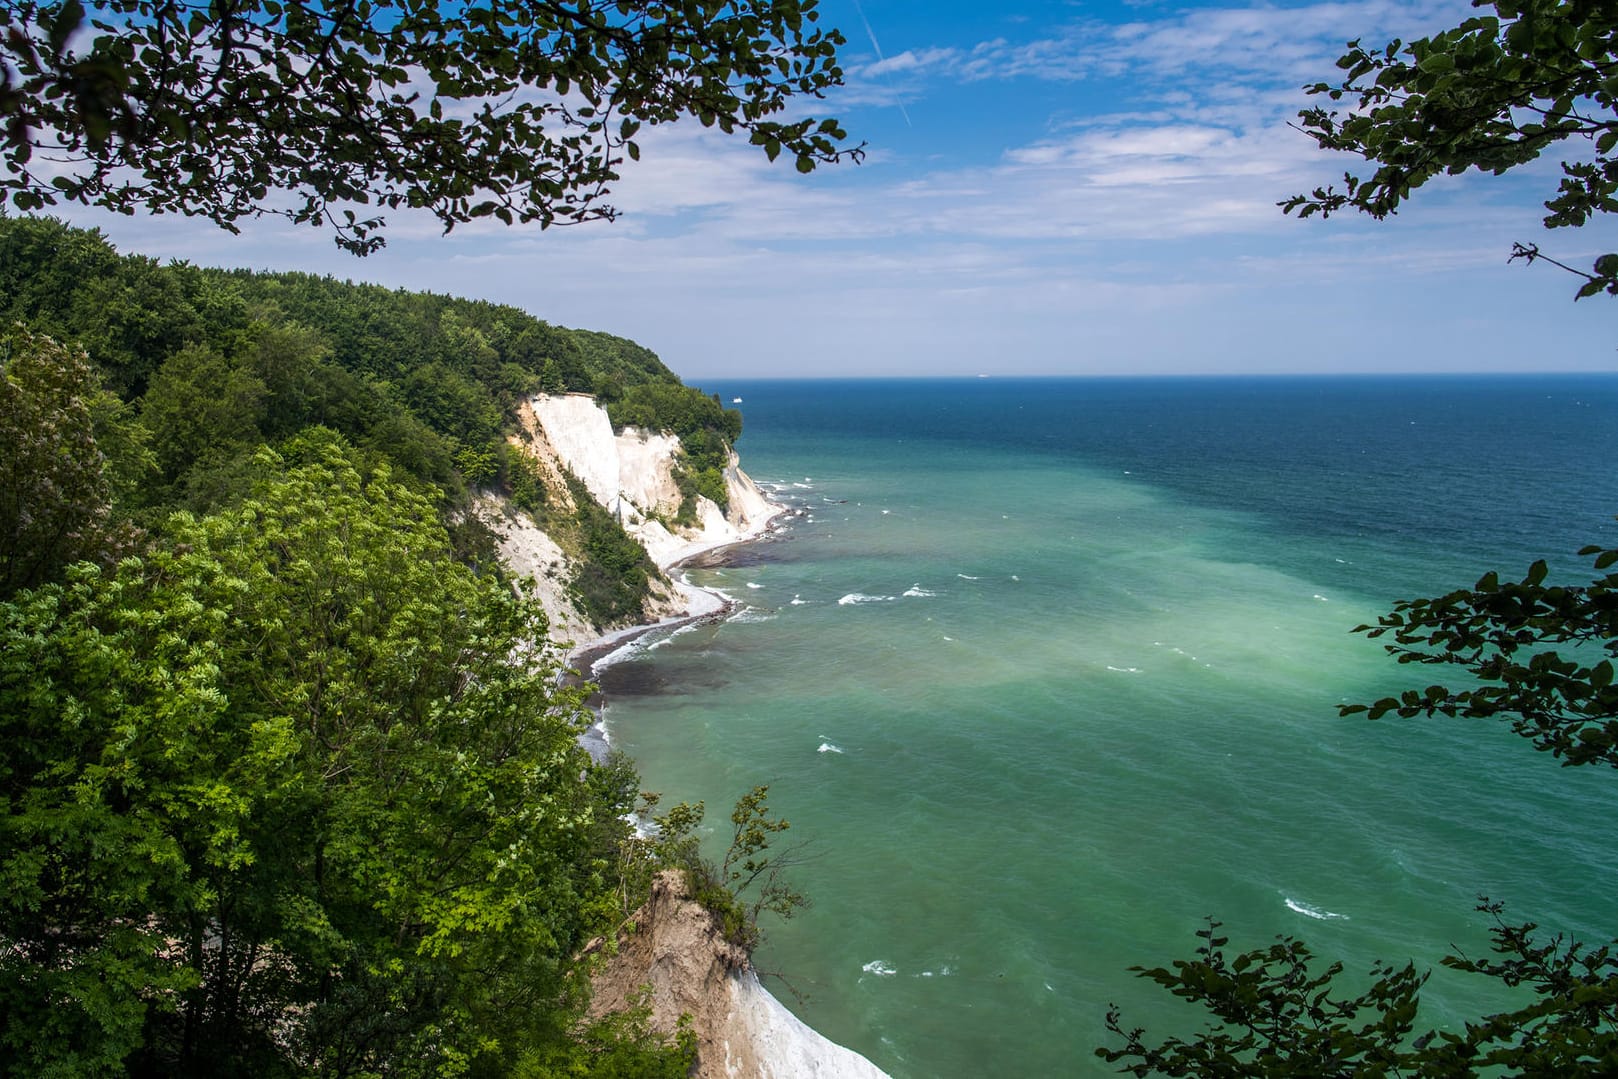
top-left (849, 0), bottom-right (912, 127)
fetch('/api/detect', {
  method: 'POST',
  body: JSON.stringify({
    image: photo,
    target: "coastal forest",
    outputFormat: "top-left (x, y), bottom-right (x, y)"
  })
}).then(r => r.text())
top-left (4, 0), bottom-right (1618, 1074)
top-left (0, 215), bottom-right (752, 1075)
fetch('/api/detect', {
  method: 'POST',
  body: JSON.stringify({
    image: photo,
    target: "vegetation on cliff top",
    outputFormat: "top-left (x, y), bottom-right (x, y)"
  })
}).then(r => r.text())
top-left (0, 214), bottom-right (742, 621)
top-left (0, 216), bottom-right (768, 1074)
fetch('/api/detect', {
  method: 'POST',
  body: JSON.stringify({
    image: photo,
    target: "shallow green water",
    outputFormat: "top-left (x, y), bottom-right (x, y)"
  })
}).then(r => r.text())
top-left (596, 377), bottom-right (1618, 1077)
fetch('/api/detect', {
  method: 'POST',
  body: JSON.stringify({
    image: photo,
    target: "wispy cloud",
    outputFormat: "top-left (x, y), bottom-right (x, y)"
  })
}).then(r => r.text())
top-left (56, 0), bottom-right (1606, 378)
top-left (843, 0), bottom-right (1469, 86)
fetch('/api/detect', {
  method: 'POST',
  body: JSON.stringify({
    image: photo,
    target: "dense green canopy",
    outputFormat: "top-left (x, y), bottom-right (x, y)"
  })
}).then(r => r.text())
top-left (0, 214), bottom-right (742, 622)
top-left (0, 437), bottom-right (646, 1073)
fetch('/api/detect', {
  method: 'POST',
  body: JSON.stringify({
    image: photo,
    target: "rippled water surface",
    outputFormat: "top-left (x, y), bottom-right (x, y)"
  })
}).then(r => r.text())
top-left (595, 376), bottom-right (1618, 1078)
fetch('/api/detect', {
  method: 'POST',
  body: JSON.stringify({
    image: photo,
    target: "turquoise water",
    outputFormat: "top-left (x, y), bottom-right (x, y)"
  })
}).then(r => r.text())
top-left (596, 377), bottom-right (1618, 1077)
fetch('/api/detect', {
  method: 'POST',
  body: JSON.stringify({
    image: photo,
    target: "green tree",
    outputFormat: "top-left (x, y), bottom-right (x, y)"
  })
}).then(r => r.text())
top-left (637, 784), bottom-right (808, 953)
top-left (2, 0), bottom-right (857, 254)
top-left (0, 323), bottom-right (147, 598)
top-left (138, 342), bottom-right (267, 482)
top-left (0, 437), bottom-right (636, 1075)
top-left (1283, 0), bottom-right (1618, 298)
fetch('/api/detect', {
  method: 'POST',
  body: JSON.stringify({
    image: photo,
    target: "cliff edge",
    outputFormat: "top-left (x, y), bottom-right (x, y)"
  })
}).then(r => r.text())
top-left (589, 872), bottom-right (891, 1079)
top-left (483, 392), bottom-right (781, 647)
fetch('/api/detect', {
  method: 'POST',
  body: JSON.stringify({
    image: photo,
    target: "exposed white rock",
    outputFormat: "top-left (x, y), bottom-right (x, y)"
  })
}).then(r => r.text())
top-left (726, 969), bottom-right (890, 1079)
top-left (485, 393), bottom-right (784, 644)
top-left (474, 494), bottom-right (597, 650)
top-left (614, 425), bottom-right (685, 512)
top-left (530, 392), bottom-right (624, 513)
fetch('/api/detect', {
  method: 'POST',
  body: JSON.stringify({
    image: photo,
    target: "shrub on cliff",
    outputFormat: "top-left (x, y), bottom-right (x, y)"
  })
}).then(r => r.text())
top-left (637, 786), bottom-right (809, 954)
top-left (562, 472), bottom-right (661, 627)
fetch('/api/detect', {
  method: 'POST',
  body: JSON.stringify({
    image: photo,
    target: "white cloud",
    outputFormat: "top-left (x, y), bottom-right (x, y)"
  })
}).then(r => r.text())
top-left (47, 0), bottom-right (1606, 379)
top-left (841, 0), bottom-right (1471, 88)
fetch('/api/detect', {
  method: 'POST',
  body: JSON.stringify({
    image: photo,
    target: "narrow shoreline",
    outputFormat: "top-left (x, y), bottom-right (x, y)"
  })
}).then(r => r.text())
top-left (565, 490), bottom-right (893, 1079)
top-left (567, 495), bottom-right (794, 762)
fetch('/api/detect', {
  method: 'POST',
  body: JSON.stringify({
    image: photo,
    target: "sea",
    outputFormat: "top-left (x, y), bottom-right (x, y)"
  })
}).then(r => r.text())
top-left (592, 375), bottom-right (1618, 1077)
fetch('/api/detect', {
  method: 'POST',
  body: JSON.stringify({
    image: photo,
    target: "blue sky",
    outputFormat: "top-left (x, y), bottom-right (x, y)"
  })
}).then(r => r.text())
top-left (61, 0), bottom-right (1616, 379)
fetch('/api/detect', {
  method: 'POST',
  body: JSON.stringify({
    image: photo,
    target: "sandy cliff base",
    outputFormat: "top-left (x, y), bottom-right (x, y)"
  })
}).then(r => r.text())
top-left (589, 873), bottom-right (889, 1079)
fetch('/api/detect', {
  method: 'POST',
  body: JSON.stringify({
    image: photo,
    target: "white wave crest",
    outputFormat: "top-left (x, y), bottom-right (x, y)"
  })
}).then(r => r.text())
top-left (818, 742), bottom-right (844, 754)
top-left (957, 574), bottom-right (980, 580)
top-left (838, 593), bottom-right (896, 605)
top-left (862, 960), bottom-right (897, 976)
top-left (646, 624), bottom-right (700, 652)
top-left (903, 585), bottom-right (940, 598)
top-left (746, 582), bottom-right (764, 590)
top-left (1285, 897), bottom-right (1348, 921)
top-left (1106, 665), bottom-right (1142, 674)
top-left (729, 607), bottom-right (777, 624)
top-left (790, 594), bottom-right (809, 606)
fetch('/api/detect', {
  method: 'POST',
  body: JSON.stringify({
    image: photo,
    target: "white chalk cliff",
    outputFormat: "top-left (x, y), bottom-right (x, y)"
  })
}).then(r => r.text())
top-left (490, 395), bottom-right (889, 1077)
top-left (484, 392), bottom-right (780, 648)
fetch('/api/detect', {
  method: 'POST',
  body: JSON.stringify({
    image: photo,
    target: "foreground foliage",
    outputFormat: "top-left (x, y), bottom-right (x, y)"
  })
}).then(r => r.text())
top-left (1104, 6), bottom-right (1618, 1071)
top-left (1102, 905), bottom-right (1618, 1075)
top-left (0, 438), bottom-right (662, 1074)
top-left (1100, 540), bottom-right (1618, 1075)
top-left (1284, 0), bottom-right (1618, 298)
top-left (1343, 545), bottom-right (1618, 770)
top-left (1, 0), bottom-right (856, 253)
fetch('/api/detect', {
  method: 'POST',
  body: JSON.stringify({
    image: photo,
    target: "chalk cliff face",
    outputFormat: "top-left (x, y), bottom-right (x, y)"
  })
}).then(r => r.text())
top-left (492, 400), bottom-right (884, 1076)
top-left (589, 873), bottom-right (891, 1079)
top-left (486, 393), bottom-right (779, 645)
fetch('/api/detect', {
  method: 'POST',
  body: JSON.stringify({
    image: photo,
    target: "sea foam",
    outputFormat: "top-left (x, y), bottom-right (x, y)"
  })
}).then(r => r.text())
top-left (1285, 897), bottom-right (1348, 921)
top-left (839, 593), bottom-right (896, 605)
